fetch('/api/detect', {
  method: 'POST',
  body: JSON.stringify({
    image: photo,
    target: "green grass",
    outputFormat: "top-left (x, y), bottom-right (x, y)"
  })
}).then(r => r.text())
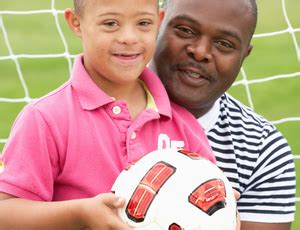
top-left (0, 0), bottom-right (299, 229)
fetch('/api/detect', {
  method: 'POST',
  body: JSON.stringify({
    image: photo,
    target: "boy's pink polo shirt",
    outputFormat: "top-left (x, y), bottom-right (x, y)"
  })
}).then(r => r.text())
top-left (0, 56), bottom-right (215, 201)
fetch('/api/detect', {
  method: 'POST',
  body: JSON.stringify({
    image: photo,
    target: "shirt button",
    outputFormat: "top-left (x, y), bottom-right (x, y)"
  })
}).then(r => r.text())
top-left (131, 132), bottom-right (137, 140)
top-left (112, 106), bottom-right (121, 114)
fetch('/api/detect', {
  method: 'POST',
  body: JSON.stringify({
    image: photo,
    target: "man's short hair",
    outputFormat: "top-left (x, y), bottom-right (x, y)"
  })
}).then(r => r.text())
top-left (162, 0), bottom-right (257, 36)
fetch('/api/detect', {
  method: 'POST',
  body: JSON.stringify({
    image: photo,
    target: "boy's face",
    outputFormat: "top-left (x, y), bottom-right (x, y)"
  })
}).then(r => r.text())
top-left (67, 0), bottom-right (160, 86)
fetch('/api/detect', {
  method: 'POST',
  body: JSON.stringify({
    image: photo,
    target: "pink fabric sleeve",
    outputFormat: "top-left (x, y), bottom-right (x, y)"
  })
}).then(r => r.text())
top-left (0, 105), bottom-right (60, 201)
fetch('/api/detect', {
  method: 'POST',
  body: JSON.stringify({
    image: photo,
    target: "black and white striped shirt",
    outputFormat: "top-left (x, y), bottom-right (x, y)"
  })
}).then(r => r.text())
top-left (198, 93), bottom-right (296, 223)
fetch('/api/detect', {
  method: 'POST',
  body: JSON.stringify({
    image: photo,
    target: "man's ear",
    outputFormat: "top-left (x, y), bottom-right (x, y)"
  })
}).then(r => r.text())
top-left (64, 8), bottom-right (82, 38)
top-left (245, 44), bottom-right (253, 58)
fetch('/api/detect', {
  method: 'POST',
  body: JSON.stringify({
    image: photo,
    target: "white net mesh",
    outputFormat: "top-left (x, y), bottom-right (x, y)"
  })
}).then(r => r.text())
top-left (0, 0), bottom-right (299, 202)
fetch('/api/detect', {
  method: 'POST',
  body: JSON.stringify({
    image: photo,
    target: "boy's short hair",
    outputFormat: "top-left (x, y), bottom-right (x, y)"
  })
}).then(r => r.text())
top-left (74, 0), bottom-right (159, 16)
top-left (73, 0), bottom-right (86, 16)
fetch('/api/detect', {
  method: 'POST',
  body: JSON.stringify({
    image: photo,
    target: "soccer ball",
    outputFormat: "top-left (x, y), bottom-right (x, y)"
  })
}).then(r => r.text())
top-left (111, 149), bottom-right (237, 230)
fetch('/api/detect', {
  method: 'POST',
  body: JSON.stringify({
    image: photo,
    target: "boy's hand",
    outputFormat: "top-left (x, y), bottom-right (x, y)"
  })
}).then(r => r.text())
top-left (80, 190), bottom-right (240, 230)
top-left (80, 193), bottom-right (132, 230)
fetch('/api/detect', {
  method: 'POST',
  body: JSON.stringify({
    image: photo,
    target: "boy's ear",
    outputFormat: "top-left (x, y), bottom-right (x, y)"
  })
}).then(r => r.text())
top-left (64, 8), bottom-right (81, 37)
top-left (159, 8), bottom-right (165, 25)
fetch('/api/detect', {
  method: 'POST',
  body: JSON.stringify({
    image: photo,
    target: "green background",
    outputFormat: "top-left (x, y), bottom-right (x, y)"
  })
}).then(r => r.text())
top-left (0, 0), bottom-right (299, 229)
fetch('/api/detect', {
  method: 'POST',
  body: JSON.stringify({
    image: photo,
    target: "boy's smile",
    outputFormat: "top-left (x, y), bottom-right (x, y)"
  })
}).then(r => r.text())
top-left (65, 0), bottom-right (160, 95)
top-left (112, 52), bottom-right (143, 66)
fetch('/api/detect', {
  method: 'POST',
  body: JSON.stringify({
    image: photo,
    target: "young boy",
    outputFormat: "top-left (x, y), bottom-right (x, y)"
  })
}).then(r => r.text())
top-left (0, 0), bottom-right (215, 229)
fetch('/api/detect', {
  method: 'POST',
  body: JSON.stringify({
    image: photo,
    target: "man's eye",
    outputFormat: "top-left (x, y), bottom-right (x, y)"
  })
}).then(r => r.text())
top-left (216, 40), bottom-right (233, 48)
top-left (174, 26), bottom-right (196, 38)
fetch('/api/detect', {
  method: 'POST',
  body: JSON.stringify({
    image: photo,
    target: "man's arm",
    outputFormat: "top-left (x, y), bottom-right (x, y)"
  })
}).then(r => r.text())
top-left (0, 192), bottom-right (131, 230)
top-left (238, 130), bottom-right (295, 230)
top-left (241, 221), bottom-right (291, 230)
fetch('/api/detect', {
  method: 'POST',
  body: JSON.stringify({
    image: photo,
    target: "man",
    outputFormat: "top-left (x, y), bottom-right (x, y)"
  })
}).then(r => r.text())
top-left (150, 0), bottom-right (296, 229)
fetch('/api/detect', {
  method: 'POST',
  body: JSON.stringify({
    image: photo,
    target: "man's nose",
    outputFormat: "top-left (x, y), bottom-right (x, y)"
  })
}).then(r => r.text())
top-left (186, 37), bottom-right (212, 63)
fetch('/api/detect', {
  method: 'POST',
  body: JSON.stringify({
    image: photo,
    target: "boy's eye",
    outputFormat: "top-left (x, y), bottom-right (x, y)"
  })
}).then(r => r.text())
top-left (138, 20), bottom-right (152, 27)
top-left (103, 20), bottom-right (118, 27)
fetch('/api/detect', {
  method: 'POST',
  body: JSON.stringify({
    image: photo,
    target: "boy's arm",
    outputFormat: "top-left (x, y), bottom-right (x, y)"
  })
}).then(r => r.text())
top-left (0, 192), bottom-right (132, 230)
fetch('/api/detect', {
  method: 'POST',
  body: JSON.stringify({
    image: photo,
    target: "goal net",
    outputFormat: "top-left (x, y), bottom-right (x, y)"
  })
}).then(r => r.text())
top-left (0, 0), bottom-right (299, 201)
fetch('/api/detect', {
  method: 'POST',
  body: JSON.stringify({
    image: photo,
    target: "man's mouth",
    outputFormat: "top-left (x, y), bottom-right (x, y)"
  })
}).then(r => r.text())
top-left (174, 65), bottom-right (214, 86)
top-left (184, 70), bottom-right (201, 79)
top-left (174, 62), bottom-right (212, 82)
top-left (179, 68), bottom-right (210, 81)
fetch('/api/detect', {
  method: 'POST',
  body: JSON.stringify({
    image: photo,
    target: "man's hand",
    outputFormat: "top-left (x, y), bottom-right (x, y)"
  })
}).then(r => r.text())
top-left (233, 189), bottom-right (241, 230)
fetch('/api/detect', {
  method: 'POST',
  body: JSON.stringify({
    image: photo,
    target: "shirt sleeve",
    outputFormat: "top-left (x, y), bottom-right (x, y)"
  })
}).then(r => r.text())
top-left (0, 104), bottom-right (60, 201)
top-left (237, 128), bottom-right (296, 223)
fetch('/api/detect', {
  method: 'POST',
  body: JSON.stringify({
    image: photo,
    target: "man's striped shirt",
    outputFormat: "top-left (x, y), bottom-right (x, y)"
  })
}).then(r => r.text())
top-left (198, 93), bottom-right (296, 223)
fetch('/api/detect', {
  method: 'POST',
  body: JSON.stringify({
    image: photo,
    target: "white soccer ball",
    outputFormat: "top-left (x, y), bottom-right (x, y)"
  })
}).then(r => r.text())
top-left (111, 149), bottom-right (237, 230)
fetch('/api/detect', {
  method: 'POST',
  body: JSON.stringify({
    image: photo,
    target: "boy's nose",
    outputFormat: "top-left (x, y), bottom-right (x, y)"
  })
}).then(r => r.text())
top-left (117, 26), bottom-right (139, 45)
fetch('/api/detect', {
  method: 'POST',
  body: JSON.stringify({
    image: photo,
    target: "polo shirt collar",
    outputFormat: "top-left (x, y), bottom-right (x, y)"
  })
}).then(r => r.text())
top-left (139, 68), bottom-right (172, 118)
top-left (71, 55), bottom-right (114, 110)
top-left (71, 55), bottom-right (172, 118)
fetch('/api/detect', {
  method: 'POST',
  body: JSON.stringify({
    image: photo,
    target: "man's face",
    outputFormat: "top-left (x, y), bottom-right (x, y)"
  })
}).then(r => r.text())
top-left (152, 0), bottom-right (254, 117)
